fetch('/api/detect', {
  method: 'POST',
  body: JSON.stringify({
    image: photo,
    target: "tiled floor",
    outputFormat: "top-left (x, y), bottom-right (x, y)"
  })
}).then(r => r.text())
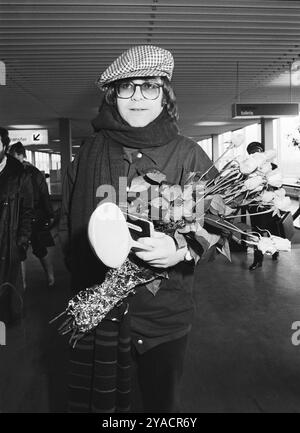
top-left (181, 239), bottom-right (300, 413)
top-left (1, 229), bottom-right (300, 413)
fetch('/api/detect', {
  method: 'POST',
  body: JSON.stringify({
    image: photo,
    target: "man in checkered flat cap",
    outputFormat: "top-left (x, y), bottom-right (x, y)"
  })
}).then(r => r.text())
top-left (60, 45), bottom-right (215, 413)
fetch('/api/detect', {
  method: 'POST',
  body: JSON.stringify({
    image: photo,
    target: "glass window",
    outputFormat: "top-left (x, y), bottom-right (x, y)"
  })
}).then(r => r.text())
top-left (271, 119), bottom-right (279, 153)
top-left (197, 138), bottom-right (213, 160)
top-left (29, 152), bottom-right (62, 194)
top-left (244, 123), bottom-right (261, 148)
top-left (277, 115), bottom-right (300, 180)
top-left (49, 154), bottom-right (62, 195)
top-left (218, 130), bottom-right (243, 168)
top-left (25, 150), bottom-right (32, 164)
top-left (34, 151), bottom-right (49, 174)
top-left (51, 153), bottom-right (61, 170)
top-left (217, 123), bottom-right (261, 168)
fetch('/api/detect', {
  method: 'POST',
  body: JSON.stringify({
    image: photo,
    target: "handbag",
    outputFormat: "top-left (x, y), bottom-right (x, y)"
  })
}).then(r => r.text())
top-left (275, 211), bottom-right (295, 241)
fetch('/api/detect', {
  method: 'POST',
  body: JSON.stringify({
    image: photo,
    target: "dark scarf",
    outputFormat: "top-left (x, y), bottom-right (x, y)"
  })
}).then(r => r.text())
top-left (68, 302), bottom-right (131, 413)
top-left (69, 101), bottom-right (178, 292)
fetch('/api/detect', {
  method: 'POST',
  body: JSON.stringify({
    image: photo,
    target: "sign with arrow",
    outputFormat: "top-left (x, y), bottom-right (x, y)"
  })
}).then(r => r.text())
top-left (33, 133), bottom-right (40, 141)
top-left (8, 129), bottom-right (48, 145)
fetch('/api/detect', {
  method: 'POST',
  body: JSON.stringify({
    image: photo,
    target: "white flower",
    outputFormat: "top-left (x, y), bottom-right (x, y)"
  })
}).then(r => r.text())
top-left (270, 236), bottom-right (291, 252)
top-left (264, 149), bottom-right (277, 161)
top-left (239, 157), bottom-right (258, 174)
top-left (128, 176), bottom-right (151, 193)
top-left (274, 188), bottom-right (286, 199)
top-left (260, 162), bottom-right (273, 174)
top-left (273, 196), bottom-right (292, 212)
top-left (195, 226), bottom-right (220, 248)
top-left (220, 167), bottom-right (236, 178)
top-left (235, 155), bottom-right (245, 164)
top-left (252, 185), bottom-right (264, 193)
top-left (224, 205), bottom-right (235, 216)
top-left (182, 199), bottom-right (194, 218)
top-left (170, 205), bottom-right (184, 222)
top-left (267, 172), bottom-right (283, 188)
top-left (257, 235), bottom-right (291, 254)
top-left (251, 152), bottom-right (267, 167)
top-left (160, 184), bottom-right (182, 202)
top-left (260, 191), bottom-right (276, 203)
top-left (182, 185), bottom-right (193, 201)
top-left (150, 196), bottom-right (169, 210)
top-left (231, 133), bottom-right (244, 148)
top-left (244, 175), bottom-right (265, 191)
top-left (257, 237), bottom-right (277, 254)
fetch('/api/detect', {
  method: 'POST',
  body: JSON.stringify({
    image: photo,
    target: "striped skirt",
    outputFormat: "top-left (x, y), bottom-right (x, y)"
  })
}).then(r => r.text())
top-left (68, 305), bottom-right (131, 413)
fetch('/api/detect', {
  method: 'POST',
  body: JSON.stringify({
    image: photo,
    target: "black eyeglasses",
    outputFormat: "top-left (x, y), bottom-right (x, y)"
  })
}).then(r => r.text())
top-left (115, 81), bottom-right (163, 100)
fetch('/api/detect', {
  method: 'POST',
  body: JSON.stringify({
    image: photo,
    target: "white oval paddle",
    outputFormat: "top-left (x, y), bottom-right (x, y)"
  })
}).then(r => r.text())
top-left (88, 202), bottom-right (152, 268)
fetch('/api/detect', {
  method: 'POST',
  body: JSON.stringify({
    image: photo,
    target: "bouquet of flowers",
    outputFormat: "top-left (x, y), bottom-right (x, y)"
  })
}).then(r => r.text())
top-left (51, 145), bottom-right (292, 346)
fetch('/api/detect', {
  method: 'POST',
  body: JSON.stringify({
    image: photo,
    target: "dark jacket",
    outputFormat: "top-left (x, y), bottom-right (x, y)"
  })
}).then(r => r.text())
top-left (24, 162), bottom-right (53, 224)
top-left (249, 162), bottom-right (279, 236)
top-left (60, 133), bottom-right (216, 353)
top-left (0, 155), bottom-right (33, 285)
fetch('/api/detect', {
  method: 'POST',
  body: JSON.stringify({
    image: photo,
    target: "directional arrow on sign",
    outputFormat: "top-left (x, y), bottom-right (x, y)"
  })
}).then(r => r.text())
top-left (33, 133), bottom-right (40, 141)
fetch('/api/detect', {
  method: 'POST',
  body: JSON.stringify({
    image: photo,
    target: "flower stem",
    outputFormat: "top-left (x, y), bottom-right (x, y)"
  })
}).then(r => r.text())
top-left (198, 144), bottom-right (234, 182)
top-left (205, 216), bottom-right (257, 240)
top-left (225, 208), bottom-right (273, 219)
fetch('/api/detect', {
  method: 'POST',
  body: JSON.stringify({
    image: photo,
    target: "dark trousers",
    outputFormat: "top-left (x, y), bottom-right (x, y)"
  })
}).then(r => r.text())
top-left (253, 247), bottom-right (264, 264)
top-left (131, 335), bottom-right (188, 413)
top-left (0, 268), bottom-right (23, 324)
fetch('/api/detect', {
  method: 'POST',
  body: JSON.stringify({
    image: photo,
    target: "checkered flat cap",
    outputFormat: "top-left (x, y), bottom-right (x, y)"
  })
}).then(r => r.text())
top-left (97, 45), bottom-right (174, 89)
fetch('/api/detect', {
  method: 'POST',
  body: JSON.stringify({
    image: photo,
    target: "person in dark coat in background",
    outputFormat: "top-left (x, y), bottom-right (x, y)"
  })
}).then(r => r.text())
top-left (247, 141), bottom-right (279, 270)
top-left (9, 141), bottom-right (55, 288)
top-left (0, 128), bottom-right (33, 324)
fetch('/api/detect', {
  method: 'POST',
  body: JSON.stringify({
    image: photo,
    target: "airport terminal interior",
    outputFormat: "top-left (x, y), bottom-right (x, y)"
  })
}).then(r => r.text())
top-left (1, 0), bottom-right (300, 413)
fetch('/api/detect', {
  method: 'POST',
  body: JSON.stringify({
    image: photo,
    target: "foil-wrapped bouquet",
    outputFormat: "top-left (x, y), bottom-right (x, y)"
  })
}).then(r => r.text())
top-left (51, 144), bottom-right (292, 346)
top-left (50, 259), bottom-right (164, 347)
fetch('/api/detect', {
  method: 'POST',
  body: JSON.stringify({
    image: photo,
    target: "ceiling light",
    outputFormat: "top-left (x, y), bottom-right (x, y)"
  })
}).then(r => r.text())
top-left (194, 121), bottom-right (231, 126)
top-left (8, 124), bottom-right (45, 129)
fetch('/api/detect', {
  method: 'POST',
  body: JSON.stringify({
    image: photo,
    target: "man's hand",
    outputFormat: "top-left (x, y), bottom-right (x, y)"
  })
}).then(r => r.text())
top-left (134, 231), bottom-right (186, 268)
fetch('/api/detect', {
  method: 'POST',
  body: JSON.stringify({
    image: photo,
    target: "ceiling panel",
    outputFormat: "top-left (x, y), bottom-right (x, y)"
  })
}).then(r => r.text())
top-left (1, 0), bottom-right (300, 152)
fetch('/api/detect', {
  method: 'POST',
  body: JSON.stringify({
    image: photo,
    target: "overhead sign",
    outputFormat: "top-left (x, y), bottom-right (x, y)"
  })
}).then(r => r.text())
top-left (8, 129), bottom-right (48, 145)
top-left (232, 103), bottom-right (299, 119)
